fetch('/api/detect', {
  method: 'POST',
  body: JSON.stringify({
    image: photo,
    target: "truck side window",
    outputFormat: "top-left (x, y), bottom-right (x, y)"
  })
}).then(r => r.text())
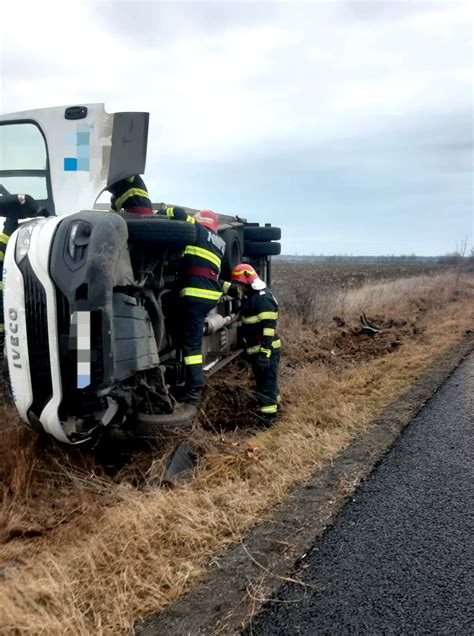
top-left (0, 123), bottom-right (48, 200)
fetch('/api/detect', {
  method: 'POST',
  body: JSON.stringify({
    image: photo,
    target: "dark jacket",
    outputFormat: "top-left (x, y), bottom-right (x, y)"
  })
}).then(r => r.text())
top-left (108, 175), bottom-right (152, 214)
top-left (0, 217), bottom-right (18, 333)
top-left (239, 287), bottom-right (281, 357)
top-left (162, 207), bottom-right (226, 304)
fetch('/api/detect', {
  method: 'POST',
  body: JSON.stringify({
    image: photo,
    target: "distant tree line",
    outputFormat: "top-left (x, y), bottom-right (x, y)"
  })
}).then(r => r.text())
top-left (277, 254), bottom-right (442, 264)
top-left (437, 247), bottom-right (474, 265)
top-left (277, 250), bottom-right (474, 267)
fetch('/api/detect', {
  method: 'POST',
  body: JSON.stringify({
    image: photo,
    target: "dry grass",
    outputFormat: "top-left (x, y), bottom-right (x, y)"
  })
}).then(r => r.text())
top-left (335, 271), bottom-right (460, 318)
top-left (279, 270), bottom-right (461, 329)
top-left (0, 271), bottom-right (473, 634)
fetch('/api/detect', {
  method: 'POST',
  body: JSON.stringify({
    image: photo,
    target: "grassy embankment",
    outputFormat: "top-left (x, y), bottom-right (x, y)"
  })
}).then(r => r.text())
top-left (0, 268), bottom-right (473, 634)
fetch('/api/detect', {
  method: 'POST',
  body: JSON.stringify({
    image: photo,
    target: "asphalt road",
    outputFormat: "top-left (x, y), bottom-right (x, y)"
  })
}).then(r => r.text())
top-left (245, 351), bottom-right (474, 635)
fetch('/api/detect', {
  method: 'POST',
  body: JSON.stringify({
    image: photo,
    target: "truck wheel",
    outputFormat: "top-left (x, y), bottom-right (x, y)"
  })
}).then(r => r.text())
top-left (136, 404), bottom-right (197, 437)
top-left (220, 228), bottom-right (243, 278)
top-left (244, 226), bottom-right (281, 241)
top-left (244, 240), bottom-right (281, 257)
top-left (124, 215), bottom-right (196, 247)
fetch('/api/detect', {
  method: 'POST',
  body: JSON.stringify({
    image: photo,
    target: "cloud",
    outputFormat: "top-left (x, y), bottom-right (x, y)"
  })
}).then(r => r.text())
top-left (0, 0), bottom-right (472, 254)
top-left (342, 0), bottom-right (463, 23)
top-left (91, 1), bottom-right (277, 46)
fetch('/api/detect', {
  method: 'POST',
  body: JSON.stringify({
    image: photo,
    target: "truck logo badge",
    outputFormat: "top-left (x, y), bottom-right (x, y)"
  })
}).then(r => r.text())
top-left (8, 308), bottom-right (22, 369)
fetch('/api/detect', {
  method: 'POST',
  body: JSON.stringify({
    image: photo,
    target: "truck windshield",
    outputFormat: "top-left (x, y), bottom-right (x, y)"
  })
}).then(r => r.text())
top-left (0, 123), bottom-right (49, 199)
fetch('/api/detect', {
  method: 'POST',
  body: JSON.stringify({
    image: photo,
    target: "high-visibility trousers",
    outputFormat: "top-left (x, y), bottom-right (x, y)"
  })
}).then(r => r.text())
top-left (181, 299), bottom-right (214, 390)
top-left (251, 349), bottom-right (281, 417)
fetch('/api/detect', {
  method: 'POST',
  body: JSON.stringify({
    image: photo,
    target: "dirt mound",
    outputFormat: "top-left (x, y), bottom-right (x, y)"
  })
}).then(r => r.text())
top-left (201, 361), bottom-right (259, 430)
top-left (284, 314), bottom-right (420, 369)
top-left (331, 315), bottom-right (419, 362)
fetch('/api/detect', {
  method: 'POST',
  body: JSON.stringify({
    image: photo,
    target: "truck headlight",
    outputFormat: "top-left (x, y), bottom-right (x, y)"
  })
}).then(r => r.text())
top-left (15, 223), bottom-right (34, 263)
top-left (68, 222), bottom-right (80, 259)
top-left (68, 221), bottom-right (91, 261)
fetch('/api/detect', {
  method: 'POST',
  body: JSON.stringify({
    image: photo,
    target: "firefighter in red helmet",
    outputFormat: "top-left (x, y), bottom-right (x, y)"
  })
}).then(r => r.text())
top-left (160, 207), bottom-right (226, 404)
top-left (229, 263), bottom-right (281, 425)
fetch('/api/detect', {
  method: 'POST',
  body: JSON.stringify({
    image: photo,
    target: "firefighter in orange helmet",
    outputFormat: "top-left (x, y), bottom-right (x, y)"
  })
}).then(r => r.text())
top-left (228, 263), bottom-right (281, 425)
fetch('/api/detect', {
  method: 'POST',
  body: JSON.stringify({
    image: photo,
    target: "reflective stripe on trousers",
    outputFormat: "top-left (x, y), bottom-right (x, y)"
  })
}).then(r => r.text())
top-left (184, 354), bottom-right (203, 365)
top-left (260, 404), bottom-right (278, 414)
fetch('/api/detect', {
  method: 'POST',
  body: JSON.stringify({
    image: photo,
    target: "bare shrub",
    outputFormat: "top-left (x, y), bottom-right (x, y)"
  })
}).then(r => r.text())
top-left (466, 248), bottom-right (474, 273)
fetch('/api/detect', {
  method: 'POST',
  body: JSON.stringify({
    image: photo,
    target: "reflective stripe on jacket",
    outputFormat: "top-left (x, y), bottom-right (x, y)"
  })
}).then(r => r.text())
top-left (109, 175), bottom-right (153, 214)
top-left (161, 207), bottom-right (226, 304)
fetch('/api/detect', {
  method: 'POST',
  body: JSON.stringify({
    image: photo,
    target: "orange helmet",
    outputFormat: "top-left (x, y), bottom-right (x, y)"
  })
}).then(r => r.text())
top-left (195, 209), bottom-right (218, 233)
top-left (231, 263), bottom-right (258, 284)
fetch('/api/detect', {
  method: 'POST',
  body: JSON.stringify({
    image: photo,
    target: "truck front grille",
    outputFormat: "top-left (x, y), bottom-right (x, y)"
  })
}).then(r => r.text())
top-left (19, 258), bottom-right (53, 418)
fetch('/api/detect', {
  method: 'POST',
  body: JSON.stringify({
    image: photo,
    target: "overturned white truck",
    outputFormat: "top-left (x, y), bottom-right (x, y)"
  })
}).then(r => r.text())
top-left (0, 104), bottom-right (281, 444)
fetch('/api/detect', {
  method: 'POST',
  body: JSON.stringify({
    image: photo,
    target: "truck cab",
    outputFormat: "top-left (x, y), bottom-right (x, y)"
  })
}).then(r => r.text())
top-left (0, 104), bottom-right (281, 444)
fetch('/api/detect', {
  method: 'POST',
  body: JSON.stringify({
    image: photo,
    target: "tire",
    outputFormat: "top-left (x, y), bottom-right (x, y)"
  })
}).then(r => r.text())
top-left (124, 215), bottom-right (196, 247)
top-left (244, 226), bottom-right (281, 241)
top-left (220, 228), bottom-right (243, 279)
top-left (244, 240), bottom-right (281, 257)
top-left (136, 404), bottom-right (197, 437)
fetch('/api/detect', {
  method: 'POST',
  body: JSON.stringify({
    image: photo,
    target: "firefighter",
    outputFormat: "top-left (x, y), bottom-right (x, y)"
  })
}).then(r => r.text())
top-left (228, 263), bottom-right (281, 425)
top-left (107, 174), bottom-right (153, 214)
top-left (161, 207), bottom-right (226, 404)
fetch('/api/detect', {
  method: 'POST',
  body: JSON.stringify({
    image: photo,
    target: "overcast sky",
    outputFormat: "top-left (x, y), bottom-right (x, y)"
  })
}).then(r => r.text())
top-left (1, 0), bottom-right (472, 255)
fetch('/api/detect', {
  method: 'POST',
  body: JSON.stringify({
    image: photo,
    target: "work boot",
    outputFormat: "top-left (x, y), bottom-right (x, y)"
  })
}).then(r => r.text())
top-left (257, 413), bottom-right (277, 429)
top-left (178, 387), bottom-right (203, 406)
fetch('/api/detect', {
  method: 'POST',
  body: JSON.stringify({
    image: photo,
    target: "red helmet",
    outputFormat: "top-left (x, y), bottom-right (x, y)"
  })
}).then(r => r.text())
top-left (231, 263), bottom-right (258, 284)
top-left (195, 209), bottom-right (218, 233)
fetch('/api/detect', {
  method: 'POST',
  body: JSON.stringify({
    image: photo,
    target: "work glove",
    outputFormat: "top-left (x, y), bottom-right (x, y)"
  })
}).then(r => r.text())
top-left (221, 280), bottom-right (243, 299)
top-left (0, 194), bottom-right (39, 220)
top-left (255, 348), bottom-right (271, 370)
top-left (109, 194), bottom-right (118, 212)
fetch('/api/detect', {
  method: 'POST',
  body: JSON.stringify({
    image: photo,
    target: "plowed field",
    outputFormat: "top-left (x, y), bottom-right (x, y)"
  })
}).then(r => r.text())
top-left (271, 261), bottom-right (452, 314)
